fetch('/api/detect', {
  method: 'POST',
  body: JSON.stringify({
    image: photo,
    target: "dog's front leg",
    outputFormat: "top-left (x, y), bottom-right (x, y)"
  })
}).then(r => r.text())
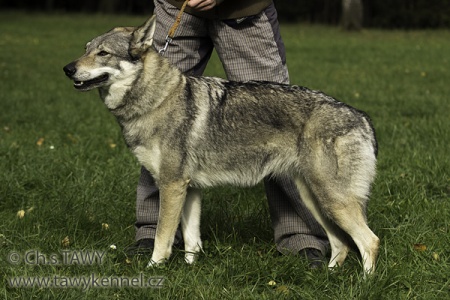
top-left (181, 188), bottom-right (202, 264)
top-left (148, 179), bottom-right (189, 267)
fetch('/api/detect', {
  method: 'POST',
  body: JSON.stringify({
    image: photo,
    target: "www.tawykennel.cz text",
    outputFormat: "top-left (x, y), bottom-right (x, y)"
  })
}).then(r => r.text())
top-left (8, 273), bottom-right (165, 290)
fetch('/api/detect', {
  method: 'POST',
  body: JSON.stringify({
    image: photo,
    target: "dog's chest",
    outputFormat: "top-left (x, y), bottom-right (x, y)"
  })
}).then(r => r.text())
top-left (132, 144), bottom-right (162, 180)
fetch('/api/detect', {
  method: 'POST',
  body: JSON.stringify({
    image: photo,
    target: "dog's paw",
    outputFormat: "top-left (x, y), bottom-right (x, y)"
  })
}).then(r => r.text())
top-left (183, 243), bottom-right (202, 264)
top-left (146, 260), bottom-right (157, 268)
top-left (146, 259), bottom-right (165, 268)
top-left (184, 252), bottom-right (197, 264)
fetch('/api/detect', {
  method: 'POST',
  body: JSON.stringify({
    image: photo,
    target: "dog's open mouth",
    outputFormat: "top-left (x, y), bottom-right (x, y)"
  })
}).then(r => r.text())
top-left (74, 74), bottom-right (109, 90)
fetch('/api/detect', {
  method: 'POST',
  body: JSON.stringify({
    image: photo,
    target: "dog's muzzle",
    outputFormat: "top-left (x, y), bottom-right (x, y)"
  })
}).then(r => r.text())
top-left (63, 62), bottom-right (109, 91)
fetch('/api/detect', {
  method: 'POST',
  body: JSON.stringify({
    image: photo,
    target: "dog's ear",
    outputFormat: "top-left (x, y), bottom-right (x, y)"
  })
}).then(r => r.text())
top-left (129, 15), bottom-right (157, 60)
top-left (112, 26), bottom-right (136, 33)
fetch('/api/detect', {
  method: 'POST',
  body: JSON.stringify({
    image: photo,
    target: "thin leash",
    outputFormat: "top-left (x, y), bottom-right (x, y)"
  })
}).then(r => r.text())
top-left (158, 0), bottom-right (189, 55)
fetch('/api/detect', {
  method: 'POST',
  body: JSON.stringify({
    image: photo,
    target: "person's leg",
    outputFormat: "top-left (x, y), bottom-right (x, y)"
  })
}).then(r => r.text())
top-left (133, 0), bottom-right (214, 249)
top-left (152, 0), bottom-right (214, 75)
top-left (265, 177), bottom-right (328, 256)
top-left (209, 4), bottom-right (329, 258)
top-left (210, 5), bottom-right (289, 83)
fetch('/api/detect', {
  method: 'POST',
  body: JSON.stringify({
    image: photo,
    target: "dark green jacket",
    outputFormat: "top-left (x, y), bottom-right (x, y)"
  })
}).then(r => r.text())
top-left (166, 0), bottom-right (273, 20)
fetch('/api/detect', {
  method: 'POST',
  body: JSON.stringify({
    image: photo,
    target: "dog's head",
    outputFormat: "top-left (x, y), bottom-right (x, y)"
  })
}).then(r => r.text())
top-left (63, 16), bottom-right (157, 91)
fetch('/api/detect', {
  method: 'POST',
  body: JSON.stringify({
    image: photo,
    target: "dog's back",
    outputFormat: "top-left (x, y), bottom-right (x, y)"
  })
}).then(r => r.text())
top-left (164, 78), bottom-right (378, 189)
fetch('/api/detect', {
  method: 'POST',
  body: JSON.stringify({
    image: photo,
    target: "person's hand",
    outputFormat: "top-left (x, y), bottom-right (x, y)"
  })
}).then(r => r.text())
top-left (187, 0), bottom-right (217, 11)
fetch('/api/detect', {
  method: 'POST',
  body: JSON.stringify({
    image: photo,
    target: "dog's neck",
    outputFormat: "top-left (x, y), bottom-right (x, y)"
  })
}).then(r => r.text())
top-left (99, 50), bottom-right (185, 121)
top-left (98, 60), bottom-right (141, 111)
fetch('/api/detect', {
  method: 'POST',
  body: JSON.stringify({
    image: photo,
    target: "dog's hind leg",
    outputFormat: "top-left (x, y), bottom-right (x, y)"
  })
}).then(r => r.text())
top-left (322, 196), bottom-right (379, 274)
top-left (297, 176), bottom-right (379, 274)
top-left (181, 188), bottom-right (203, 264)
top-left (148, 179), bottom-right (189, 267)
top-left (294, 177), bottom-right (351, 269)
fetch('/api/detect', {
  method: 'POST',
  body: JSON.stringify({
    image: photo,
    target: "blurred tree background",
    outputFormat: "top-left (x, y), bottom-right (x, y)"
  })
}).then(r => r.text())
top-left (0, 0), bottom-right (449, 28)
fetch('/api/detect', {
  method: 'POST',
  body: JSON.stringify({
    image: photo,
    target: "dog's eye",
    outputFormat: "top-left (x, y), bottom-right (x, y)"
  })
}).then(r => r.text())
top-left (97, 51), bottom-right (109, 57)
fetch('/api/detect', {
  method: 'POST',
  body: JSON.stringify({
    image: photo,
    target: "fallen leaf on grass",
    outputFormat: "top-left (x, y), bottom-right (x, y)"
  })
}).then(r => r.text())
top-left (36, 137), bottom-right (45, 146)
top-left (102, 223), bottom-right (109, 230)
top-left (17, 210), bottom-right (25, 219)
top-left (268, 280), bottom-right (276, 286)
top-left (0, 233), bottom-right (9, 246)
top-left (17, 207), bottom-right (35, 219)
top-left (61, 236), bottom-right (70, 247)
top-left (432, 252), bottom-right (440, 261)
top-left (107, 138), bottom-right (117, 148)
top-left (413, 243), bottom-right (427, 252)
top-left (276, 285), bottom-right (290, 295)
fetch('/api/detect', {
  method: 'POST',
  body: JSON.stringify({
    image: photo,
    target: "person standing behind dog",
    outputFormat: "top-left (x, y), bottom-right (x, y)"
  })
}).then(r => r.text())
top-left (129, 0), bottom-right (330, 268)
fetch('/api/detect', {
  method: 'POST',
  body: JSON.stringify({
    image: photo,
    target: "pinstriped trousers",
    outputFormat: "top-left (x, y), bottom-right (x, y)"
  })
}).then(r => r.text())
top-left (135, 0), bottom-right (329, 255)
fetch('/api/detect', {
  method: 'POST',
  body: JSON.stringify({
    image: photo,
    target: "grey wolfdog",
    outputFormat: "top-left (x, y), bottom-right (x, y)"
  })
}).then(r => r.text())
top-left (63, 16), bottom-right (379, 274)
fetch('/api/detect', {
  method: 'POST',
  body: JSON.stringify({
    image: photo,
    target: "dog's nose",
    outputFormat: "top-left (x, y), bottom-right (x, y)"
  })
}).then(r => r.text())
top-left (63, 63), bottom-right (77, 77)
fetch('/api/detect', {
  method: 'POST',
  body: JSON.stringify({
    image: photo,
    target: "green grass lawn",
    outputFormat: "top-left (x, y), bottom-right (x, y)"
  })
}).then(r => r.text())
top-left (1, 12), bottom-right (449, 299)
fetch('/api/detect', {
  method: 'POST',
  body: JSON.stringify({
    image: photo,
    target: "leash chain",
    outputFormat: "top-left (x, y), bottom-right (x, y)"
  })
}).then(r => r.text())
top-left (159, 0), bottom-right (189, 55)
